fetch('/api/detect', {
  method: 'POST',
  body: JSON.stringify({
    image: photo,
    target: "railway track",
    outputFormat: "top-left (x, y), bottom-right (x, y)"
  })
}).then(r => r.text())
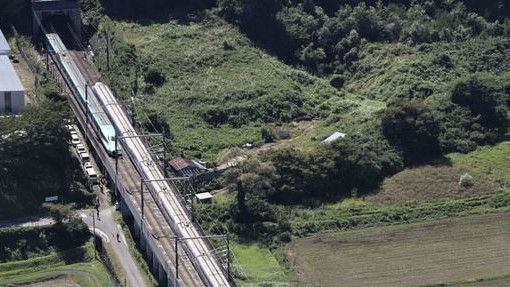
top-left (35, 12), bottom-right (224, 285)
top-left (71, 50), bottom-right (207, 287)
top-left (93, 82), bottom-right (230, 287)
top-left (48, 42), bottom-right (205, 286)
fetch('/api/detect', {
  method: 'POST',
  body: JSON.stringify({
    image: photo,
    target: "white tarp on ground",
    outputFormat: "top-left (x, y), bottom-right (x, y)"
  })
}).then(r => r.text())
top-left (323, 131), bottom-right (347, 143)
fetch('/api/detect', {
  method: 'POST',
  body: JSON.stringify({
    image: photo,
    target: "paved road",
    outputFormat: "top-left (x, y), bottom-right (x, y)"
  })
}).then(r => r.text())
top-left (80, 207), bottom-right (147, 287)
top-left (0, 208), bottom-right (147, 287)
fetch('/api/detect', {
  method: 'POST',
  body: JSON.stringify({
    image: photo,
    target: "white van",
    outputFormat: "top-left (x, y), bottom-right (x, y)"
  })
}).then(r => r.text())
top-left (85, 167), bottom-right (98, 184)
top-left (79, 152), bottom-right (90, 161)
top-left (76, 143), bottom-right (86, 153)
top-left (71, 134), bottom-right (80, 146)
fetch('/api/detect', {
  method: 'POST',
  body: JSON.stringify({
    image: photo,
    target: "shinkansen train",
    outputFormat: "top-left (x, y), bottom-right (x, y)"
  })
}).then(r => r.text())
top-left (45, 32), bottom-right (230, 286)
top-left (45, 33), bottom-right (118, 155)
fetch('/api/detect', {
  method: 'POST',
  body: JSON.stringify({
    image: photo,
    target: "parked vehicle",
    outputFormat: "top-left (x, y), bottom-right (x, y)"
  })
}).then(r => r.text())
top-left (83, 162), bottom-right (93, 169)
top-left (85, 167), bottom-right (98, 184)
top-left (76, 143), bottom-right (86, 153)
top-left (79, 152), bottom-right (90, 161)
top-left (71, 134), bottom-right (80, 145)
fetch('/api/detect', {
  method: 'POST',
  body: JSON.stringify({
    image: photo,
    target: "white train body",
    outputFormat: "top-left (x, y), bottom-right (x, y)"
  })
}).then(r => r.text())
top-left (92, 82), bottom-right (229, 287)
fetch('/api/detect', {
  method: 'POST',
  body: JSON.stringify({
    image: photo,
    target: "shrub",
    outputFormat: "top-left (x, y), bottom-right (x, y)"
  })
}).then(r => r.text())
top-left (261, 127), bottom-right (275, 143)
top-left (144, 68), bottom-right (166, 86)
top-left (382, 101), bottom-right (441, 163)
top-left (330, 74), bottom-right (346, 89)
top-left (459, 173), bottom-right (474, 188)
top-left (452, 74), bottom-right (508, 135)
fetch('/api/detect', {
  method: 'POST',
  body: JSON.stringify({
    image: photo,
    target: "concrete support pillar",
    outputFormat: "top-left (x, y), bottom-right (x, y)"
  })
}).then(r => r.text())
top-left (120, 198), bottom-right (130, 218)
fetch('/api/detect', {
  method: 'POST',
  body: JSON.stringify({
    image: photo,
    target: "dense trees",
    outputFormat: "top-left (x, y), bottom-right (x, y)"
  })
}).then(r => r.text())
top-left (433, 74), bottom-right (510, 153)
top-left (382, 102), bottom-right (441, 163)
top-left (452, 75), bottom-right (508, 136)
top-left (0, 219), bottom-right (90, 261)
top-left (96, 0), bottom-right (215, 20)
top-left (219, 160), bottom-right (290, 243)
top-left (218, 0), bottom-right (510, 75)
top-left (0, 100), bottom-right (84, 219)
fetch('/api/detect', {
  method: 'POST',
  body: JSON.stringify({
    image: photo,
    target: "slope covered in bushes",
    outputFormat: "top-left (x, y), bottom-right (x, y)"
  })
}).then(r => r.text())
top-left (97, 17), bottom-right (374, 160)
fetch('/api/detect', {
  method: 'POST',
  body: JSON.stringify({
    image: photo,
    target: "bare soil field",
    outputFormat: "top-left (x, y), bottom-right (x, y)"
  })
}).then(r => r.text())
top-left (286, 212), bottom-right (510, 287)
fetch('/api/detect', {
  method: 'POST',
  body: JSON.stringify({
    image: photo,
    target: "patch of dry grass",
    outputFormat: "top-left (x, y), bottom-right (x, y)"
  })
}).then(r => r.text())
top-left (368, 165), bottom-right (496, 205)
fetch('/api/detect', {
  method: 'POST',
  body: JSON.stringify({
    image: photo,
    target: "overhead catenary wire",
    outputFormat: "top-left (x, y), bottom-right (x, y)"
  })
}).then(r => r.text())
top-left (38, 13), bottom-right (233, 286)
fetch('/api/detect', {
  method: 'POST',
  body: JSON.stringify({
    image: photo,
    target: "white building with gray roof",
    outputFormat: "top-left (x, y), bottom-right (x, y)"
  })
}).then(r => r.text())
top-left (0, 28), bottom-right (25, 114)
top-left (0, 29), bottom-right (11, 56)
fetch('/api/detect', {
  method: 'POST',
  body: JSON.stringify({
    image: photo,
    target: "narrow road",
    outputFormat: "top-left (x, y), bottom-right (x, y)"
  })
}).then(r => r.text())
top-left (80, 207), bottom-right (147, 287)
top-left (0, 208), bottom-right (147, 287)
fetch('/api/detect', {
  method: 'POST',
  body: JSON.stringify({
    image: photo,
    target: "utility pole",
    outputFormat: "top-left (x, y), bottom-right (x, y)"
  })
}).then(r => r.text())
top-left (175, 238), bottom-right (179, 286)
top-left (91, 211), bottom-right (96, 258)
top-left (130, 81), bottom-right (137, 127)
top-left (114, 134), bottom-right (119, 197)
top-left (226, 233), bottom-right (231, 282)
top-left (162, 131), bottom-right (168, 178)
top-left (188, 177), bottom-right (196, 222)
top-left (45, 44), bottom-right (49, 71)
top-left (105, 30), bottom-right (110, 71)
top-left (140, 180), bottom-right (145, 220)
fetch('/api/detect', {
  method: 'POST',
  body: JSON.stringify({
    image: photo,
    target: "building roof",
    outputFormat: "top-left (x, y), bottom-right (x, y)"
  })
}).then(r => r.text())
top-left (169, 157), bottom-right (199, 171)
top-left (0, 56), bottom-right (24, 92)
top-left (195, 192), bottom-right (213, 202)
top-left (323, 131), bottom-right (347, 143)
top-left (0, 29), bottom-right (11, 56)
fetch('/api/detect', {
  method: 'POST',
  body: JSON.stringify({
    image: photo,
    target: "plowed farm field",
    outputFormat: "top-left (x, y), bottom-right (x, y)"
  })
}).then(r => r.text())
top-left (286, 212), bottom-right (510, 287)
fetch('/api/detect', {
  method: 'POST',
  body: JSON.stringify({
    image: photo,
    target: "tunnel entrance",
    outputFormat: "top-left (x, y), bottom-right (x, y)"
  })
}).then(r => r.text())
top-left (32, 0), bottom-right (82, 44)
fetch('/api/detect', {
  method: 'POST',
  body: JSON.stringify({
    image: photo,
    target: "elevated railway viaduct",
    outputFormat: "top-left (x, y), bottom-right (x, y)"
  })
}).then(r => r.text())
top-left (32, 1), bottom-right (232, 286)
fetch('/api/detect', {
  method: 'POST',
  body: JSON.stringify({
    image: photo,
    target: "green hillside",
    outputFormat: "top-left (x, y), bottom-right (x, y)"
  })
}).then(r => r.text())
top-left (347, 38), bottom-right (510, 103)
top-left (101, 18), bottom-right (378, 160)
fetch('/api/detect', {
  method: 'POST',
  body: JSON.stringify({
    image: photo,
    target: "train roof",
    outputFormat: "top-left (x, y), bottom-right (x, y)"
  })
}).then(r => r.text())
top-left (46, 33), bottom-right (67, 53)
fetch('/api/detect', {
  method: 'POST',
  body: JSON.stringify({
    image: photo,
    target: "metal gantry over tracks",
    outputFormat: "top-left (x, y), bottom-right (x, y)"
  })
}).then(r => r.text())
top-left (35, 8), bottom-right (233, 287)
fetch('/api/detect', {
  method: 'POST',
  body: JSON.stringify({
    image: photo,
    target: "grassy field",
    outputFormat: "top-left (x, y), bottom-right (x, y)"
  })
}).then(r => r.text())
top-left (107, 18), bottom-right (381, 161)
top-left (369, 142), bottom-right (510, 205)
top-left (0, 242), bottom-right (112, 287)
top-left (231, 242), bottom-right (294, 286)
top-left (286, 212), bottom-right (510, 287)
top-left (448, 142), bottom-right (510, 190)
top-left (290, 142), bottom-right (510, 236)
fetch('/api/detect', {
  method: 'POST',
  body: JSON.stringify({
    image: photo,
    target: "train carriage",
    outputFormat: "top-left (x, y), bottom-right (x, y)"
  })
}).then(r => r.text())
top-left (46, 33), bottom-right (118, 155)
